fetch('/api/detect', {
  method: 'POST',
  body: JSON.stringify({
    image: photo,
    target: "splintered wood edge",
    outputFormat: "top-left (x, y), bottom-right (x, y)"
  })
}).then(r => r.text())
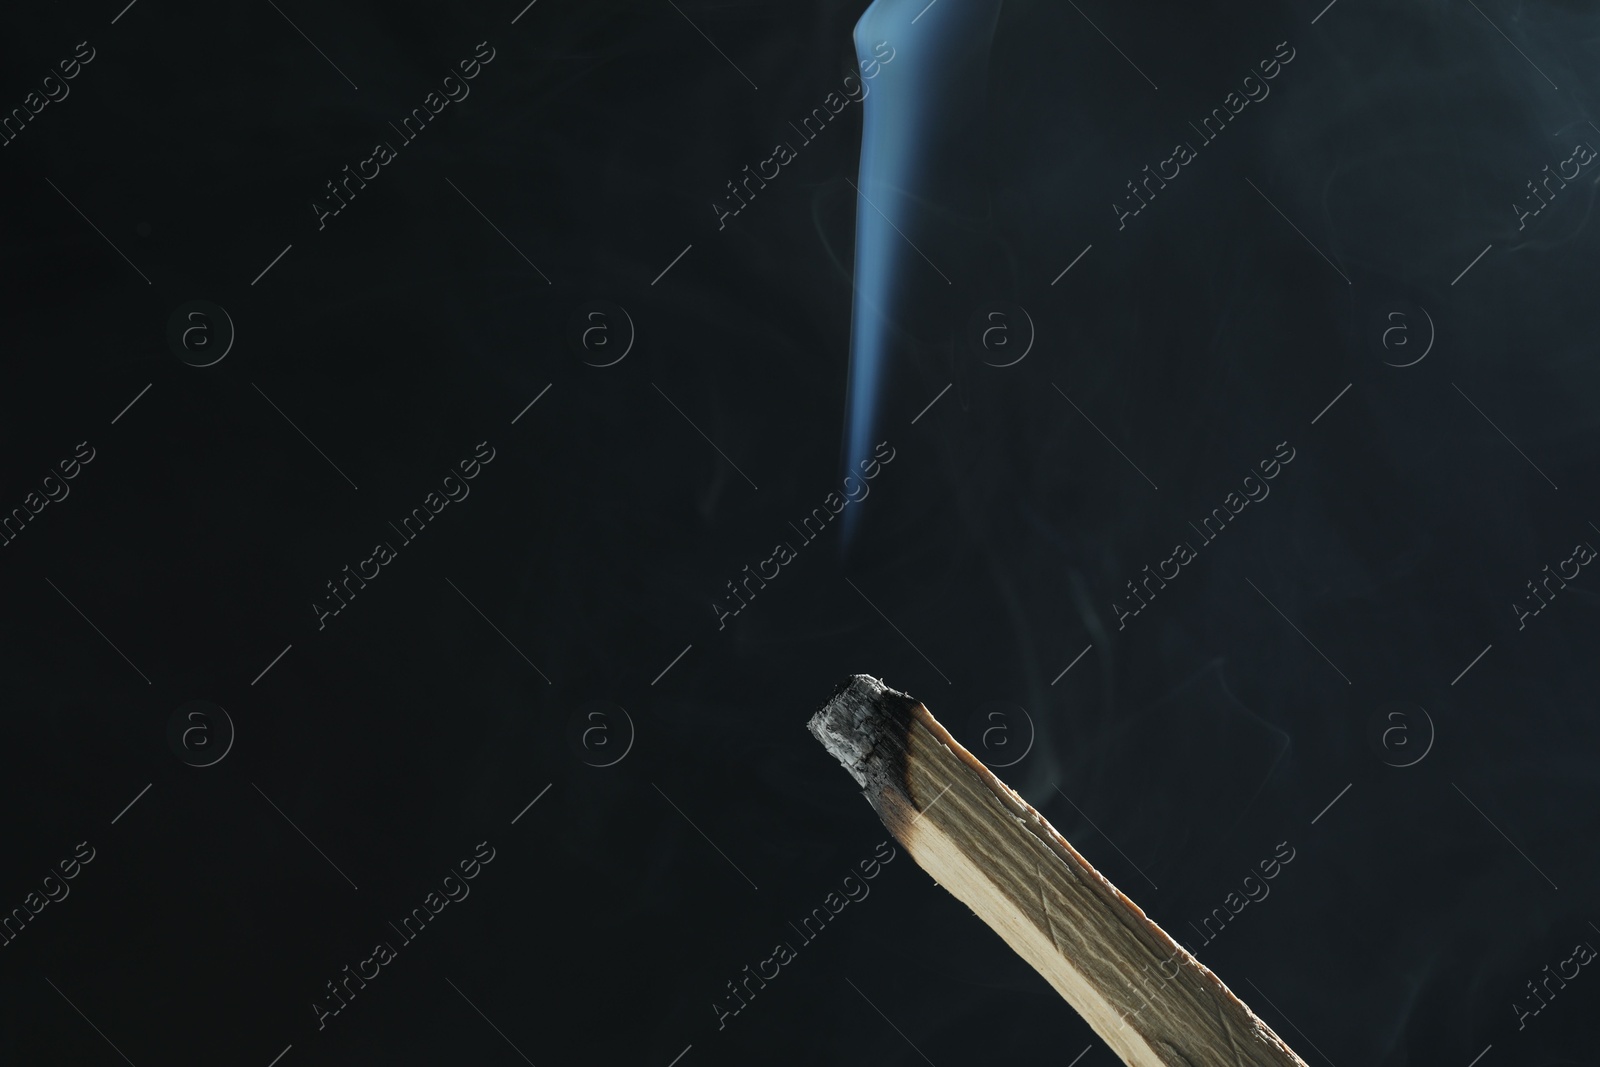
top-left (809, 675), bottom-right (1309, 1067)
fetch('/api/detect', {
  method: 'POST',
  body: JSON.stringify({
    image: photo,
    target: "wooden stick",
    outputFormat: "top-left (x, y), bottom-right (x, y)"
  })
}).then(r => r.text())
top-left (808, 675), bottom-right (1309, 1067)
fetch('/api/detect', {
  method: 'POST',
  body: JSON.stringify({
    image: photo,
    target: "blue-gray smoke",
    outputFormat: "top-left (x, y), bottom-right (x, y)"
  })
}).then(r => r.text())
top-left (839, 0), bottom-right (1003, 546)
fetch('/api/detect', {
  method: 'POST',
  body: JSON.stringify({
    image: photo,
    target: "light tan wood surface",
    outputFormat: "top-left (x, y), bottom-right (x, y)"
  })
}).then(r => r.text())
top-left (809, 674), bottom-right (1309, 1067)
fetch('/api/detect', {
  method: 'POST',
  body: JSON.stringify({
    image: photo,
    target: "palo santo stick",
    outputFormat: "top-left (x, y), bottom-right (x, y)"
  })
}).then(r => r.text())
top-left (808, 675), bottom-right (1309, 1067)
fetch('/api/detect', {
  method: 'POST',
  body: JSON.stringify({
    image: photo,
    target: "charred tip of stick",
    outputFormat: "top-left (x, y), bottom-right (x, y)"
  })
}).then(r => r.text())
top-left (808, 674), bottom-right (917, 792)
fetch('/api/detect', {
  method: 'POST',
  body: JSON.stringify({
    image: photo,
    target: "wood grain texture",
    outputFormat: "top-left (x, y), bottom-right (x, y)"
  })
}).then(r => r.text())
top-left (809, 675), bottom-right (1309, 1067)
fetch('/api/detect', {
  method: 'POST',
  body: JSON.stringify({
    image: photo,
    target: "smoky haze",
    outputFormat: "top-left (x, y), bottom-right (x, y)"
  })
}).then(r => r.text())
top-left (0, 0), bottom-right (1596, 1065)
top-left (829, 0), bottom-right (1600, 1064)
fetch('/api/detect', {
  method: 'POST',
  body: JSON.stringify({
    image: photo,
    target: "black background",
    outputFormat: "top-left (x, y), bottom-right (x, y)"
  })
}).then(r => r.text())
top-left (1, 0), bottom-right (1597, 1064)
